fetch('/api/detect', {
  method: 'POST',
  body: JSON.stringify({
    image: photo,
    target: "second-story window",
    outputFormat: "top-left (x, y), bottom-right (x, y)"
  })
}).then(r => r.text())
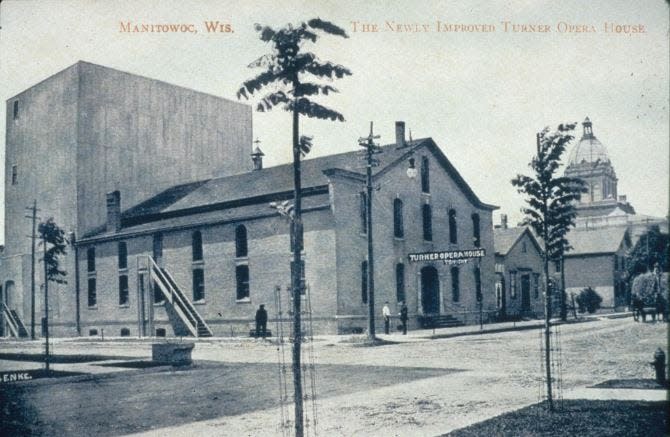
top-left (449, 209), bottom-right (457, 244)
top-left (421, 156), bottom-right (430, 193)
top-left (87, 247), bottom-right (95, 272)
top-left (393, 198), bottom-right (404, 238)
top-left (118, 242), bottom-right (128, 270)
top-left (235, 225), bottom-right (248, 257)
top-left (472, 213), bottom-right (481, 247)
top-left (422, 204), bottom-right (432, 241)
top-left (192, 230), bottom-right (203, 262)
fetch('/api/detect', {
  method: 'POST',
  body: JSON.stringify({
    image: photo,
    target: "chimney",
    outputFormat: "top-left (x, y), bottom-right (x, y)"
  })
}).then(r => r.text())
top-left (106, 190), bottom-right (121, 233)
top-left (251, 146), bottom-right (264, 171)
top-left (395, 121), bottom-right (405, 148)
top-left (501, 214), bottom-right (508, 229)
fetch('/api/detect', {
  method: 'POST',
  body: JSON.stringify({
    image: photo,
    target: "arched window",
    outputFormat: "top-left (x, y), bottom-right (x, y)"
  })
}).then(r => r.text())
top-left (118, 242), bottom-right (128, 270)
top-left (472, 213), bottom-right (481, 247)
top-left (422, 204), bottom-right (432, 241)
top-left (193, 268), bottom-right (205, 301)
top-left (474, 266), bottom-right (482, 302)
top-left (451, 267), bottom-right (460, 302)
top-left (393, 199), bottom-right (404, 238)
top-left (449, 209), bottom-right (457, 244)
top-left (361, 261), bottom-right (368, 304)
top-left (192, 230), bottom-right (203, 261)
top-left (119, 274), bottom-right (129, 306)
top-left (87, 247), bottom-right (96, 272)
top-left (395, 263), bottom-right (405, 303)
top-left (235, 225), bottom-right (248, 257)
top-left (421, 156), bottom-right (430, 193)
top-left (236, 265), bottom-right (250, 300)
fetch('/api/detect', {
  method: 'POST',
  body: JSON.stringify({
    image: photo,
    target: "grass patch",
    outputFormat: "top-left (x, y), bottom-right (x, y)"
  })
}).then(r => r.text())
top-left (0, 353), bottom-right (135, 363)
top-left (443, 400), bottom-right (669, 437)
top-left (591, 379), bottom-right (669, 390)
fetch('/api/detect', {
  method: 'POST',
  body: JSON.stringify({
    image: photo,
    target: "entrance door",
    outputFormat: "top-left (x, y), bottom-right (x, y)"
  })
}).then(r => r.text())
top-left (521, 274), bottom-right (531, 311)
top-left (420, 266), bottom-right (440, 315)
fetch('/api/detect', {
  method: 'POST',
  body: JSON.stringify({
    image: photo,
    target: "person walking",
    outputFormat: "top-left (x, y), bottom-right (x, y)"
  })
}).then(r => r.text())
top-left (255, 304), bottom-right (268, 339)
top-left (399, 302), bottom-right (408, 335)
top-left (382, 302), bottom-right (391, 335)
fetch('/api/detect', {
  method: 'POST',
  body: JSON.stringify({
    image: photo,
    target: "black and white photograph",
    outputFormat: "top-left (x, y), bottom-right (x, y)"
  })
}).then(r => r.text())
top-left (0, 1), bottom-right (668, 435)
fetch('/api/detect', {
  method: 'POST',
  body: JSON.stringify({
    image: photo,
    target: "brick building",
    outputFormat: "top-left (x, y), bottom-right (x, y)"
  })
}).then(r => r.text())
top-left (493, 219), bottom-right (544, 318)
top-left (1, 62), bottom-right (498, 337)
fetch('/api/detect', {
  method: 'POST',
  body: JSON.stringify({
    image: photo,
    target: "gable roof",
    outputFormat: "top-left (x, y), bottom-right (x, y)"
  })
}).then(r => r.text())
top-left (82, 137), bottom-right (497, 240)
top-left (565, 227), bottom-right (629, 256)
top-left (494, 226), bottom-right (542, 256)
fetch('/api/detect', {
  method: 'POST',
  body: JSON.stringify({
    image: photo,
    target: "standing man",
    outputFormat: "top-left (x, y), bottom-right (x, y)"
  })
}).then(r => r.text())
top-left (399, 302), bottom-right (409, 335)
top-left (382, 301), bottom-right (391, 335)
top-left (255, 304), bottom-right (268, 339)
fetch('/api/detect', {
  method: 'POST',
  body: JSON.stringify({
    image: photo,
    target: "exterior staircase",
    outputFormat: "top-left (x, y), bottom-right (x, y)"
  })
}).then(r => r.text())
top-left (2, 303), bottom-right (29, 338)
top-left (418, 313), bottom-right (465, 329)
top-left (147, 257), bottom-right (213, 338)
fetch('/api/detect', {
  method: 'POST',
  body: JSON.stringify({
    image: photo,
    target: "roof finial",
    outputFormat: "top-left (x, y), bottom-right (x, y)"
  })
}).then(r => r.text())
top-left (582, 117), bottom-right (593, 138)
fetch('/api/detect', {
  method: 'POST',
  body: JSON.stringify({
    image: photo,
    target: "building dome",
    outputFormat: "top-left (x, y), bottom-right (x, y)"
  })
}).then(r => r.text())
top-left (567, 117), bottom-right (610, 166)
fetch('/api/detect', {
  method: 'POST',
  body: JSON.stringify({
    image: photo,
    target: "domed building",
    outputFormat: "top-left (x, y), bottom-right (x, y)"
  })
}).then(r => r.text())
top-left (564, 117), bottom-right (635, 217)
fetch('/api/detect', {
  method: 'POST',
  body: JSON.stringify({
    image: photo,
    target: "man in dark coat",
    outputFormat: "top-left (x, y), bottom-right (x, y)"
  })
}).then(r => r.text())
top-left (399, 302), bottom-right (409, 335)
top-left (255, 304), bottom-right (268, 338)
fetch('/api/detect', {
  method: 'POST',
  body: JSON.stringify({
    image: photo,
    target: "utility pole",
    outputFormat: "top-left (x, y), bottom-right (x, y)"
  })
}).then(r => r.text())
top-left (42, 233), bottom-right (50, 374)
top-left (358, 122), bottom-right (381, 341)
top-left (25, 201), bottom-right (39, 339)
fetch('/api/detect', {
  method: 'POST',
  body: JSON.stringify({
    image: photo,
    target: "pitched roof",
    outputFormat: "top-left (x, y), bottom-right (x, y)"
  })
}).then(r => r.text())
top-left (564, 227), bottom-right (629, 256)
top-left (82, 137), bottom-right (497, 241)
top-left (494, 226), bottom-right (541, 256)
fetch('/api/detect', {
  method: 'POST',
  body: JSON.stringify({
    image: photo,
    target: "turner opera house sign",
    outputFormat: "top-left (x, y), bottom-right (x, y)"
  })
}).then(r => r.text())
top-left (408, 249), bottom-right (486, 264)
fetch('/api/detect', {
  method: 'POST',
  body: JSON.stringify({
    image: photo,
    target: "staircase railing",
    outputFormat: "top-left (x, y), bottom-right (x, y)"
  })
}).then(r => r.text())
top-left (146, 256), bottom-right (212, 337)
top-left (2, 302), bottom-right (26, 338)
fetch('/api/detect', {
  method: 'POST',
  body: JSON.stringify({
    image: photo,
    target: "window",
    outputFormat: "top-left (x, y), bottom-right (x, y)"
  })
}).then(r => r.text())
top-left (421, 156), bottom-right (430, 193)
top-left (474, 266), bottom-right (482, 302)
top-left (193, 268), bottom-right (205, 301)
top-left (395, 263), bottom-right (405, 303)
top-left (13, 100), bottom-right (18, 120)
top-left (236, 265), bottom-right (250, 300)
top-left (449, 209), bottom-right (457, 244)
top-left (119, 275), bottom-right (129, 305)
top-left (471, 213), bottom-right (481, 247)
top-left (87, 277), bottom-right (97, 307)
top-left (87, 247), bottom-right (95, 272)
top-left (291, 260), bottom-right (306, 295)
top-left (533, 273), bottom-right (540, 298)
top-left (152, 233), bottom-right (163, 261)
top-left (192, 231), bottom-right (203, 261)
top-left (118, 242), bottom-right (128, 270)
top-left (393, 199), bottom-right (404, 238)
top-left (510, 272), bottom-right (517, 299)
top-left (361, 260), bottom-right (368, 304)
top-left (89, 329), bottom-right (98, 336)
top-left (555, 260), bottom-right (562, 273)
top-left (422, 204), bottom-right (432, 241)
top-left (613, 255), bottom-right (618, 271)
top-left (120, 328), bottom-right (130, 337)
top-left (451, 267), bottom-right (460, 302)
top-left (521, 242), bottom-right (527, 253)
top-left (359, 192), bottom-right (367, 234)
top-left (11, 165), bottom-right (18, 185)
top-left (235, 225), bottom-right (248, 257)
top-left (155, 328), bottom-right (166, 337)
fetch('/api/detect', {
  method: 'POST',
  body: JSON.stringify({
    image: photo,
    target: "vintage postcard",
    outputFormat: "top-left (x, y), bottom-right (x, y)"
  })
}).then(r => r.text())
top-left (1, 1), bottom-right (668, 436)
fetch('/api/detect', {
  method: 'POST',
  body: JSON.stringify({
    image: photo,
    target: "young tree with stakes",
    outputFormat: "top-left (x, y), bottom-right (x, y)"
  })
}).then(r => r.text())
top-left (511, 124), bottom-right (586, 411)
top-left (237, 18), bottom-right (351, 437)
top-left (37, 217), bottom-right (68, 373)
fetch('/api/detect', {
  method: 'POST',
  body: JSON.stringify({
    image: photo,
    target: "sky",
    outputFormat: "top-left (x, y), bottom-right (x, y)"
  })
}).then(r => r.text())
top-left (0, 0), bottom-right (668, 244)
